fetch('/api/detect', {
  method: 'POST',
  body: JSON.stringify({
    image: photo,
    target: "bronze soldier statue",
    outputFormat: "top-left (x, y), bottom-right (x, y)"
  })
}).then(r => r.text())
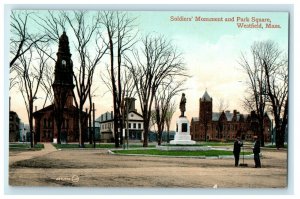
top-left (179, 93), bottom-right (186, 117)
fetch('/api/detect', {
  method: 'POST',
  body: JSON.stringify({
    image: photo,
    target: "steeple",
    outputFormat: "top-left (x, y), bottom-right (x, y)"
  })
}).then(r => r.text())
top-left (52, 31), bottom-right (74, 107)
top-left (58, 31), bottom-right (71, 55)
top-left (201, 90), bottom-right (212, 102)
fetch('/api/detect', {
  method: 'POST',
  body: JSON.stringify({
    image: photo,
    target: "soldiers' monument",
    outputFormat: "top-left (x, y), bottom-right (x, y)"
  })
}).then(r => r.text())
top-left (170, 93), bottom-right (196, 145)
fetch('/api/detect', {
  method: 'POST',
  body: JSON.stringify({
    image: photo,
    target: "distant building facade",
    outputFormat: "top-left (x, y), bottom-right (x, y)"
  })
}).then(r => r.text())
top-left (190, 91), bottom-right (271, 142)
top-left (33, 32), bottom-right (87, 143)
top-left (97, 97), bottom-right (144, 142)
top-left (9, 111), bottom-right (20, 142)
top-left (19, 123), bottom-right (30, 142)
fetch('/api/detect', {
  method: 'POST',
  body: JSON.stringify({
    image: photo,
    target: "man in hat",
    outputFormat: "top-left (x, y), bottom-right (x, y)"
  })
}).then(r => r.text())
top-left (233, 137), bottom-right (243, 167)
top-left (253, 135), bottom-right (261, 168)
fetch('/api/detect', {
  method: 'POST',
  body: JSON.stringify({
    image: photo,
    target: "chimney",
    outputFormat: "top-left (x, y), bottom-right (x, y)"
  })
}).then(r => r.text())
top-left (125, 97), bottom-right (136, 112)
top-left (233, 110), bottom-right (237, 117)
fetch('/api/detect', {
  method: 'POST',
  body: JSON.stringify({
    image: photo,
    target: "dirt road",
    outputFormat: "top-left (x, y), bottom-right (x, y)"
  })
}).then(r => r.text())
top-left (9, 145), bottom-right (287, 188)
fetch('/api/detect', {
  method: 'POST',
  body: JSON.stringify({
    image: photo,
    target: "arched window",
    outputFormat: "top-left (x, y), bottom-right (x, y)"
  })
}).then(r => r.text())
top-left (62, 60), bottom-right (66, 68)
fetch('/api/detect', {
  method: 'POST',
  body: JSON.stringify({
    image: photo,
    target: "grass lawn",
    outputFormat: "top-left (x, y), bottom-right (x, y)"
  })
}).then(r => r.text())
top-left (9, 143), bottom-right (44, 151)
top-left (162, 142), bottom-right (232, 147)
top-left (112, 149), bottom-right (252, 157)
top-left (265, 144), bottom-right (288, 149)
top-left (53, 143), bottom-right (156, 149)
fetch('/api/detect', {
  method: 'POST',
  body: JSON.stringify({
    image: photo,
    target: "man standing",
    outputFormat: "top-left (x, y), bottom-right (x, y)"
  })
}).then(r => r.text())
top-left (233, 137), bottom-right (243, 167)
top-left (253, 135), bottom-right (261, 168)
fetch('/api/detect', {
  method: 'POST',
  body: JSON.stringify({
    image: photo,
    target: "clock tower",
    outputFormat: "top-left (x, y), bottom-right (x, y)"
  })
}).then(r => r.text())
top-left (52, 31), bottom-right (74, 108)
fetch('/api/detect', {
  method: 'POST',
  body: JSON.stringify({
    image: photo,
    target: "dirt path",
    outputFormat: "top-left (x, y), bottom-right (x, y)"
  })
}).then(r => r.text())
top-left (9, 148), bottom-right (288, 188)
top-left (9, 143), bottom-right (57, 165)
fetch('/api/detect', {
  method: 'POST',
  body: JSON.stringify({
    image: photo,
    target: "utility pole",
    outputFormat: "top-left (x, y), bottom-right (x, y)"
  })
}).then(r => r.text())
top-left (126, 99), bottom-right (129, 149)
top-left (93, 103), bottom-right (96, 148)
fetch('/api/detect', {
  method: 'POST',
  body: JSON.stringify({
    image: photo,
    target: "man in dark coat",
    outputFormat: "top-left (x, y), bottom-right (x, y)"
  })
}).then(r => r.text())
top-left (233, 137), bottom-right (243, 167)
top-left (253, 136), bottom-right (261, 168)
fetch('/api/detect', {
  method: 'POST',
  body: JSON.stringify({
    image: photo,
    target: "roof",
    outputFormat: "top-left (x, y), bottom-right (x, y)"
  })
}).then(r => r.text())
top-left (224, 111), bottom-right (233, 121)
top-left (97, 110), bottom-right (144, 123)
top-left (212, 112), bottom-right (248, 122)
top-left (212, 113), bottom-right (221, 121)
top-left (201, 90), bottom-right (212, 102)
top-left (33, 104), bottom-right (87, 117)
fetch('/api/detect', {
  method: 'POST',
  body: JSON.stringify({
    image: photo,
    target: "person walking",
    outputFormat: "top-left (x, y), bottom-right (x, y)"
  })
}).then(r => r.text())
top-left (233, 137), bottom-right (243, 167)
top-left (253, 135), bottom-right (261, 168)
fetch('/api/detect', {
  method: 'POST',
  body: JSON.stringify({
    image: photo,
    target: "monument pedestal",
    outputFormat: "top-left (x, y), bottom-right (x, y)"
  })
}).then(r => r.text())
top-left (170, 116), bottom-right (196, 145)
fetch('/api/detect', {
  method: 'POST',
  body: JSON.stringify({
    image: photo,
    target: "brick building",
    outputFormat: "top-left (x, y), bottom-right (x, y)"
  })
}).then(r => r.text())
top-left (33, 32), bottom-right (87, 143)
top-left (190, 91), bottom-right (271, 142)
top-left (9, 111), bottom-right (20, 142)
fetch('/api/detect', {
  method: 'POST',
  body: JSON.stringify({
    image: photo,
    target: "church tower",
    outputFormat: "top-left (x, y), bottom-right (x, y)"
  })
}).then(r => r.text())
top-left (199, 90), bottom-right (213, 122)
top-left (52, 31), bottom-right (74, 108)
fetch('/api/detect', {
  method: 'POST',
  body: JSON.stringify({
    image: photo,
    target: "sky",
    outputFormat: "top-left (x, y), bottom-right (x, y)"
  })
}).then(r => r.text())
top-left (9, 10), bottom-right (289, 131)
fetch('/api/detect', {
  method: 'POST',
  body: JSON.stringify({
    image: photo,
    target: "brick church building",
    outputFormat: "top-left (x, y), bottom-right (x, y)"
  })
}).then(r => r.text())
top-left (190, 90), bottom-right (271, 142)
top-left (33, 32), bottom-right (87, 143)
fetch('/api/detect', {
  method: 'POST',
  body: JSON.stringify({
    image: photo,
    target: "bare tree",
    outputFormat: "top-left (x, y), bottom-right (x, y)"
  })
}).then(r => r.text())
top-left (258, 41), bottom-right (288, 148)
top-left (125, 34), bottom-right (187, 147)
top-left (63, 11), bottom-right (107, 147)
top-left (10, 10), bottom-right (48, 69)
top-left (154, 79), bottom-right (186, 145)
top-left (100, 64), bottom-right (136, 144)
top-left (165, 101), bottom-right (176, 143)
top-left (217, 97), bottom-right (230, 113)
top-left (15, 42), bottom-right (50, 147)
top-left (99, 11), bottom-right (138, 147)
top-left (239, 40), bottom-right (288, 147)
top-left (40, 56), bottom-right (55, 108)
top-left (34, 10), bottom-right (67, 43)
top-left (239, 50), bottom-right (267, 146)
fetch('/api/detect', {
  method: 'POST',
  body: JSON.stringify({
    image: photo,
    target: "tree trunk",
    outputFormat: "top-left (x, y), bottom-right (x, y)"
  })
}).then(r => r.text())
top-left (114, 112), bottom-right (120, 147)
top-left (89, 111), bottom-right (92, 144)
top-left (56, 118), bottom-right (62, 145)
top-left (259, 122), bottom-right (265, 147)
top-left (143, 120), bottom-right (149, 147)
top-left (276, 126), bottom-right (286, 149)
top-left (78, 110), bottom-right (84, 147)
top-left (29, 107), bottom-right (34, 148)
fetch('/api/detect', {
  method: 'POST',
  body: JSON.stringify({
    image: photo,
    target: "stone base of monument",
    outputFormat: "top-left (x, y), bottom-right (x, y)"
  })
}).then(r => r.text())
top-left (169, 116), bottom-right (196, 145)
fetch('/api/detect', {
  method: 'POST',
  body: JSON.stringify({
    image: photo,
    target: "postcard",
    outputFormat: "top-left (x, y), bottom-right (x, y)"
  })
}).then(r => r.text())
top-left (8, 9), bottom-right (289, 190)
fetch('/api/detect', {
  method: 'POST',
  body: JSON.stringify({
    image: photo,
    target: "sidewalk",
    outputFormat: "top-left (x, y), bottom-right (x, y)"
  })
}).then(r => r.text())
top-left (9, 143), bottom-right (57, 165)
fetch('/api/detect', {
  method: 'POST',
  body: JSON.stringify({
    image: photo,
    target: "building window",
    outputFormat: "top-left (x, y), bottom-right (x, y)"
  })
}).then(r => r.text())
top-left (129, 123), bottom-right (131, 129)
top-left (138, 123), bottom-right (141, 129)
top-left (133, 123), bottom-right (136, 129)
